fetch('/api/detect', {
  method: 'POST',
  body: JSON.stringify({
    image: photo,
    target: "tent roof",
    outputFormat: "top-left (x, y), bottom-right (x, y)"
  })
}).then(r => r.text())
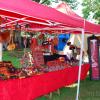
top-left (56, 2), bottom-right (82, 19)
top-left (55, 2), bottom-right (100, 34)
top-left (0, 0), bottom-right (100, 33)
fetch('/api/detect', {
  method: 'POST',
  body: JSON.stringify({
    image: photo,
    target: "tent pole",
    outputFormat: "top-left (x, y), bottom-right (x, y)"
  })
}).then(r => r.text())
top-left (0, 42), bottom-right (3, 62)
top-left (76, 28), bottom-right (85, 100)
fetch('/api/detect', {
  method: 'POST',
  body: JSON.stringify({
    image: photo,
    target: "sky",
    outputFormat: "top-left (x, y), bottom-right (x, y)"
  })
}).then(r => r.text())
top-left (74, 0), bottom-right (83, 17)
top-left (51, 0), bottom-right (83, 17)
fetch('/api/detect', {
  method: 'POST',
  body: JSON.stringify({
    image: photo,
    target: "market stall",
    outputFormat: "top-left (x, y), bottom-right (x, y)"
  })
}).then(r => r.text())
top-left (0, 64), bottom-right (89, 100)
top-left (0, 0), bottom-right (100, 100)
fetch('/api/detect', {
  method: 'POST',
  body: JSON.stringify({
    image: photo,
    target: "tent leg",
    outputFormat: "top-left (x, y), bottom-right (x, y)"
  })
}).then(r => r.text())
top-left (0, 42), bottom-right (3, 62)
top-left (76, 29), bottom-right (85, 100)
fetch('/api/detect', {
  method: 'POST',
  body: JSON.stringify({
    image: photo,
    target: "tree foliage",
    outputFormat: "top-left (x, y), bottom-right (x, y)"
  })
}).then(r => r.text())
top-left (32, 0), bottom-right (50, 5)
top-left (32, 0), bottom-right (78, 9)
top-left (62, 0), bottom-right (78, 9)
top-left (82, 0), bottom-right (100, 24)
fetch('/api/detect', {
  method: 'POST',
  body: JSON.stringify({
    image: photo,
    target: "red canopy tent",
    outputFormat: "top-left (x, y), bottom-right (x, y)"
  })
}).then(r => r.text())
top-left (55, 2), bottom-right (100, 34)
top-left (0, 1), bottom-right (100, 100)
top-left (0, 0), bottom-right (100, 33)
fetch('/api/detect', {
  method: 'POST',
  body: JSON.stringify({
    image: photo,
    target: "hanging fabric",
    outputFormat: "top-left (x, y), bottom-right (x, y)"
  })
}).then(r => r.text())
top-left (7, 29), bottom-right (15, 51)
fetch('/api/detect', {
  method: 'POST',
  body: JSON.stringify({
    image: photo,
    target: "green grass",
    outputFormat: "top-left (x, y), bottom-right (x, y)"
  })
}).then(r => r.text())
top-left (2, 50), bottom-right (24, 68)
top-left (36, 78), bottom-right (100, 100)
top-left (2, 50), bottom-right (100, 100)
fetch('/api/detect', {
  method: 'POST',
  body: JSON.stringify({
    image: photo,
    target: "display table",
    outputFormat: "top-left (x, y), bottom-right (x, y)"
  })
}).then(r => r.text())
top-left (0, 64), bottom-right (90, 100)
top-left (44, 54), bottom-right (67, 64)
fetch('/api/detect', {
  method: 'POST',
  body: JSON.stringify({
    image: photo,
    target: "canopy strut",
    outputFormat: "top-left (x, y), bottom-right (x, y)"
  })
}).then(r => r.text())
top-left (76, 19), bottom-right (85, 100)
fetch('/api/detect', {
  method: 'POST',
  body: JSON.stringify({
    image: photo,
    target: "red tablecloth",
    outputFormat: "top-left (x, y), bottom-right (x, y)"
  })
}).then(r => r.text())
top-left (0, 64), bottom-right (90, 100)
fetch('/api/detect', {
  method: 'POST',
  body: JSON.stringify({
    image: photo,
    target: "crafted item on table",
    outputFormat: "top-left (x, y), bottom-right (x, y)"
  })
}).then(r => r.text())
top-left (0, 61), bottom-right (18, 80)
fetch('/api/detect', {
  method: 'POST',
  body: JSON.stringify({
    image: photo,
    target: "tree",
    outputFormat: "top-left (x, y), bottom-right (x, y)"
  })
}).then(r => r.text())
top-left (32, 0), bottom-right (50, 5)
top-left (32, 0), bottom-right (78, 9)
top-left (82, 0), bottom-right (100, 24)
top-left (62, 0), bottom-right (78, 9)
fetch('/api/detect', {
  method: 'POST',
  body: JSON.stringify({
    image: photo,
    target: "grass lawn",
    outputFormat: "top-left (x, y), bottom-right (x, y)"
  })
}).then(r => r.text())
top-left (36, 78), bottom-right (100, 100)
top-left (2, 50), bottom-right (100, 100)
top-left (3, 49), bottom-right (24, 68)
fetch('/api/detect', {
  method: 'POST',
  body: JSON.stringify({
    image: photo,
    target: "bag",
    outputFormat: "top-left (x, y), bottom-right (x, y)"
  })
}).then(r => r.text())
top-left (7, 43), bottom-right (15, 51)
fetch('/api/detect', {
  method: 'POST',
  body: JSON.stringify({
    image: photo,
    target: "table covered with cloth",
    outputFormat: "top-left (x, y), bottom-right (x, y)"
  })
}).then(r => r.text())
top-left (0, 63), bottom-right (90, 100)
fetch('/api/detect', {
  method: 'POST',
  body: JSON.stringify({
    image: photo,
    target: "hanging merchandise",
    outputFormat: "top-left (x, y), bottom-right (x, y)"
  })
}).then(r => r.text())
top-left (38, 33), bottom-right (44, 40)
top-left (15, 22), bottom-right (21, 31)
top-left (0, 16), bottom-right (2, 24)
top-left (20, 51), bottom-right (33, 68)
top-left (7, 29), bottom-right (15, 51)
top-left (0, 16), bottom-right (7, 32)
top-left (88, 35), bottom-right (100, 80)
top-left (23, 34), bottom-right (27, 49)
top-left (0, 30), bottom-right (10, 42)
top-left (57, 33), bottom-right (70, 51)
top-left (30, 37), bottom-right (38, 53)
top-left (23, 24), bottom-right (30, 51)
top-left (38, 32), bottom-right (45, 45)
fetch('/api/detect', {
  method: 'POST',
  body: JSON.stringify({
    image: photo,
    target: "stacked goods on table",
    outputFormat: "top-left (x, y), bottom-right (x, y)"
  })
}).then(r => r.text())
top-left (0, 60), bottom-right (72, 80)
top-left (0, 61), bottom-right (18, 80)
top-left (0, 61), bottom-right (36, 80)
top-left (43, 60), bottom-right (71, 72)
top-left (0, 48), bottom-right (80, 80)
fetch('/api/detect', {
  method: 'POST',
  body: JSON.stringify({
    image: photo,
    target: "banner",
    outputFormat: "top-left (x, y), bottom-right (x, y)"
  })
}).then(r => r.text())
top-left (88, 35), bottom-right (100, 80)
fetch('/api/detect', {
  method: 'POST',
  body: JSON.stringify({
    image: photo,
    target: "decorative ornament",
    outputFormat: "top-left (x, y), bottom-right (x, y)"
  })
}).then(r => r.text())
top-left (20, 52), bottom-right (33, 68)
